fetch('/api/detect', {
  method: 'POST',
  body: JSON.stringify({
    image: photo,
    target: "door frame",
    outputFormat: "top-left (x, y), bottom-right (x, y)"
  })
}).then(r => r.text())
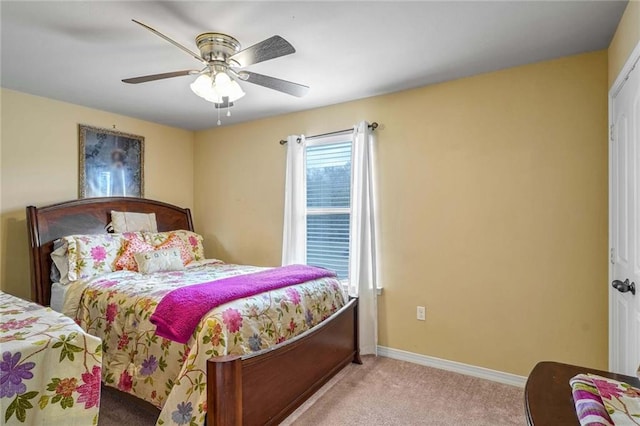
top-left (609, 40), bottom-right (640, 371)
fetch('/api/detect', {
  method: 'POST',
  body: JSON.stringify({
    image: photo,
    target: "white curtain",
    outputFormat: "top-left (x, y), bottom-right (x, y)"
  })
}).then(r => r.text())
top-left (282, 135), bottom-right (306, 265)
top-left (349, 121), bottom-right (379, 356)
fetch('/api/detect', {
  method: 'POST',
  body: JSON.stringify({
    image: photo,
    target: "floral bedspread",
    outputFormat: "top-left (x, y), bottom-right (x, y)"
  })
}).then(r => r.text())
top-left (62, 260), bottom-right (346, 426)
top-left (0, 291), bottom-right (102, 425)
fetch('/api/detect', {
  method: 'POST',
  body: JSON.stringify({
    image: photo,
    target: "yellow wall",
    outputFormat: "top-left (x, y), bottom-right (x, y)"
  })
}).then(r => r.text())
top-left (195, 51), bottom-right (609, 376)
top-left (0, 89), bottom-right (195, 300)
top-left (609, 0), bottom-right (640, 87)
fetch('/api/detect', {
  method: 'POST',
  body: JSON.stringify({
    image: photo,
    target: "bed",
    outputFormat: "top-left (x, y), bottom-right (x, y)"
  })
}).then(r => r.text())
top-left (0, 291), bottom-right (102, 425)
top-left (27, 197), bottom-right (360, 425)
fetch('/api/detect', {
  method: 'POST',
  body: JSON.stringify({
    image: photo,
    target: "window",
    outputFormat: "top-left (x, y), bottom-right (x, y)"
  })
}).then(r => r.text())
top-left (305, 135), bottom-right (353, 280)
top-left (283, 121), bottom-right (377, 354)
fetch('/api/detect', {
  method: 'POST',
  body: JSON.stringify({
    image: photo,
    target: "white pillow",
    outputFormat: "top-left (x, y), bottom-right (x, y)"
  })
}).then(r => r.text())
top-left (110, 211), bottom-right (158, 233)
top-left (134, 248), bottom-right (185, 274)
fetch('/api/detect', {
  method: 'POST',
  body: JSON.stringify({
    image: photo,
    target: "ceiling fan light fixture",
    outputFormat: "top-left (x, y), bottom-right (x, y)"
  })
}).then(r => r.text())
top-left (190, 74), bottom-right (215, 97)
top-left (213, 72), bottom-right (245, 102)
top-left (190, 72), bottom-right (245, 104)
top-left (221, 79), bottom-right (245, 102)
top-left (214, 71), bottom-right (231, 86)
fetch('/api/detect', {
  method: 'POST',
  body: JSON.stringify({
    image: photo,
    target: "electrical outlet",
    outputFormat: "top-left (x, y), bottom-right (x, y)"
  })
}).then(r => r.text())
top-left (417, 306), bottom-right (426, 321)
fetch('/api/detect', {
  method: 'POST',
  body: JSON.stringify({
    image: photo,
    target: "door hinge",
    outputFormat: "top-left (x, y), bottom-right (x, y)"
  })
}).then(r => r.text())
top-left (611, 247), bottom-right (616, 264)
top-left (610, 124), bottom-right (615, 142)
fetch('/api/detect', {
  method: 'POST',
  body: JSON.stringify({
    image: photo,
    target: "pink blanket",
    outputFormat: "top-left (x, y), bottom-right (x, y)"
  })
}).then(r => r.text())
top-left (149, 264), bottom-right (336, 344)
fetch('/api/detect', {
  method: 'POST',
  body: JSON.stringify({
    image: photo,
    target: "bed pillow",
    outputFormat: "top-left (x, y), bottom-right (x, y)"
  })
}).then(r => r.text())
top-left (134, 248), bottom-right (185, 274)
top-left (143, 230), bottom-right (205, 261)
top-left (110, 211), bottom-right (158, 233)
top-left (115, 233), bottom-right (193, 272)
top-left (62, 233), bottom-right (137, 282)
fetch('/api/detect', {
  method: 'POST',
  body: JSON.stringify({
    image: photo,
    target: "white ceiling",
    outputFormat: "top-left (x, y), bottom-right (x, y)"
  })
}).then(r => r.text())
top-left (0, 1), bottom-right (628, 131)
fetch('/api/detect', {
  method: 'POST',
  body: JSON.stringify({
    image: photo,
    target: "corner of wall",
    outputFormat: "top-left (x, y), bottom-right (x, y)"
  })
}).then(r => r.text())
top-left (608, 1), bottom-right (640, 87)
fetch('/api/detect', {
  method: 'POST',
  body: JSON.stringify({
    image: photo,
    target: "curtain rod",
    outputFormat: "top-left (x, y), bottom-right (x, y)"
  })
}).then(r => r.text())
top-left (279, 122), bottom-right (378, 145)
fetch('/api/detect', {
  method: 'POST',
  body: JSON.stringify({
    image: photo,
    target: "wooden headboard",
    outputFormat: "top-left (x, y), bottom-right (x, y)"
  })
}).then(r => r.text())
top-left (27, 197), bottom-right (194, 306)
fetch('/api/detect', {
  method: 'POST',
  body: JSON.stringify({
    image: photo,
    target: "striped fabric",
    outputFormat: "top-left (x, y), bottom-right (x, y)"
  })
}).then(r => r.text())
top-left (571, 373), bottom-right (640, 425)
top-left (570, 374), bottom-right (614, 426)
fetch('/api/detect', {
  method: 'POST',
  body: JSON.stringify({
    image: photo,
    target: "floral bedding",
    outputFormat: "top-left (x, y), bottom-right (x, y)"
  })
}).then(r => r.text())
top-left (0, 291), bottom-right (102, 425)
top-left (571, 373), bottom-right (640, 425)
top-left (61, 260), bottom-right (346, 426)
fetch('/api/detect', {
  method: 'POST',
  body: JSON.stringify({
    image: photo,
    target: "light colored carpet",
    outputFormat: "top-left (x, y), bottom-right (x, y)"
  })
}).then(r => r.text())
top-left (98, 356), bottom-right (525, 425)
top-left (284, 356), bottom-right (525, 425)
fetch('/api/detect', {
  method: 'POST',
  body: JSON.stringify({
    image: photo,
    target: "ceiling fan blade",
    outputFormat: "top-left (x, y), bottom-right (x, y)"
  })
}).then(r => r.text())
top-left (239, 71), bottom-right (309, 97)
top-left (132, 19), bottom-right (206, 65)
top-left (229, 36), bottom-right (295, 67)
top-left (122, 70), bottom-right (197, 84)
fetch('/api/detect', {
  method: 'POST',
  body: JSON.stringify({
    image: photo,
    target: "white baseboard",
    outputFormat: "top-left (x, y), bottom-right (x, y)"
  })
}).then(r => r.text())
top-left (377, 346), bottom-right (527, 388)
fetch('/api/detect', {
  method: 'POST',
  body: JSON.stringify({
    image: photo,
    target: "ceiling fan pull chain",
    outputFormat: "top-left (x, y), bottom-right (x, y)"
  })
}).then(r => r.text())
top-left (217, 105), bottom-right (221, 126)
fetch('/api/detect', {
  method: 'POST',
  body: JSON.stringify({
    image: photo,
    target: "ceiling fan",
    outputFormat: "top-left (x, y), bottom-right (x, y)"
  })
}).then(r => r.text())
top-left (122, 20), bottom-right (309, 106)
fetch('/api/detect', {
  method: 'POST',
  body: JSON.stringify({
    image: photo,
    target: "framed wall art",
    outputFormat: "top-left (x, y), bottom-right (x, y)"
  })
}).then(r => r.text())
top-left (79, 125), bottom-right (145, 198)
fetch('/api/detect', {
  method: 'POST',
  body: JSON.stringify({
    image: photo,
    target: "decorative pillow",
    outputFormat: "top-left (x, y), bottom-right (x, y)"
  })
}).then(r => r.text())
top-left (110, 211), bottom-right (158, 233)
top-left (115, 234), bottom-right (193, 272)
top-left (62, 233), bottom-right (138, 282)
top-left (134, 248), bottom-right (185, 274)
top-left (143, 230), bottom-right (205, 261)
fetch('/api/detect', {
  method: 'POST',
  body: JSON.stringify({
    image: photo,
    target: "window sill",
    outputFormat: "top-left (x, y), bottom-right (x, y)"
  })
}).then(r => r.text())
top-left (341, 281), bottom-right (383, 296)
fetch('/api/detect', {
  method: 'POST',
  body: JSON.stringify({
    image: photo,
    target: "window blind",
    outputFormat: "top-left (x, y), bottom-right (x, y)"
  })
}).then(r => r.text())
top-left (305, 141), bottom-right (352, 280)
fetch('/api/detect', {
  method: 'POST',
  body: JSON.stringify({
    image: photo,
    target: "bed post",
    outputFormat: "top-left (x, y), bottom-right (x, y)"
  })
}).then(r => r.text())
top-left (26, 206), bottom-right (45, 305)
top-left (207, 355), bottom-right (243, 425)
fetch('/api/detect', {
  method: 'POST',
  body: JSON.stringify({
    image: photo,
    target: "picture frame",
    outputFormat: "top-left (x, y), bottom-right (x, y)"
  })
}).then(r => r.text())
top-left (79, 124), bottom-right (145, 198)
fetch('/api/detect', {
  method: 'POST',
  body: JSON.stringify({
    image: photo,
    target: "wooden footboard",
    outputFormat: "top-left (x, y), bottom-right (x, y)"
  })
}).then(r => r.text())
top-left (207, 298), bottom-right (360, 425)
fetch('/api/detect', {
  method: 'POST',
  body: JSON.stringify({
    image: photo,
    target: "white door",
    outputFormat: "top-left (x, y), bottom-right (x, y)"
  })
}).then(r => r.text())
top-left (610, 47), bottom-right (640, 376)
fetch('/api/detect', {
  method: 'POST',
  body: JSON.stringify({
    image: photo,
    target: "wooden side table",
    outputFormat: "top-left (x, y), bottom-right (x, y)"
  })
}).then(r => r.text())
top-left (525, 361), bottom-right (640, 425)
